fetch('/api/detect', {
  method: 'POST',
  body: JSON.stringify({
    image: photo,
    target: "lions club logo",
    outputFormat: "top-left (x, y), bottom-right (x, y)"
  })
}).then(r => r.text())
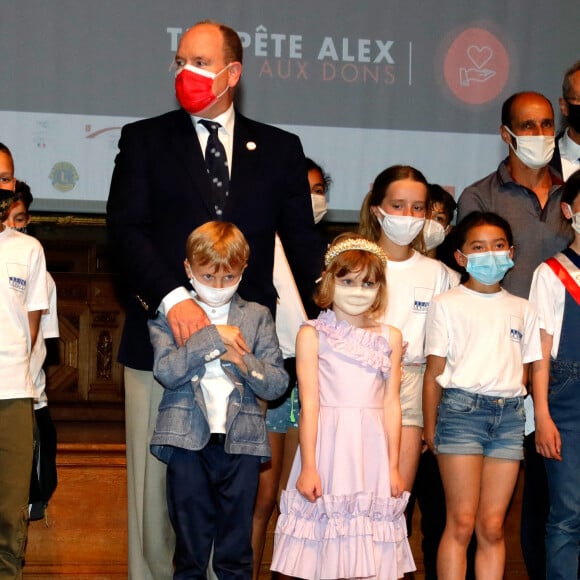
top-left (49, 161), bottom-right (79, 192)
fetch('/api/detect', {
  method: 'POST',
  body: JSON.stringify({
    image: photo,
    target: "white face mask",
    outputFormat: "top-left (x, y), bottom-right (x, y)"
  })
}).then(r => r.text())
top-left (503, 126), bottom-right (555, 170)
top-left (566, 204), bottom-right (580, 234)
top-left (422, 219), bottom-right (446, 251)
top-left (189, 274), bottom-right (240, 307)
top-left (333, 284), bottom-right (379, 316)
top-left (311, 194), bottom-right (328, 224)
top-left (377, 207), bottom-right (425, 246)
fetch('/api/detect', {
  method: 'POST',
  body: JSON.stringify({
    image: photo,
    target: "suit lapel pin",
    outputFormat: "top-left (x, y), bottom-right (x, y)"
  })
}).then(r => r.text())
top-left (246, 141), bottom-right (257, 151)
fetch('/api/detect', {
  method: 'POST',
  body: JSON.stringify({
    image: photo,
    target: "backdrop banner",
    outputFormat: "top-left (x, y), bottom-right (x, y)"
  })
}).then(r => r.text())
top-left (1, 1), bottom-right (577, 217)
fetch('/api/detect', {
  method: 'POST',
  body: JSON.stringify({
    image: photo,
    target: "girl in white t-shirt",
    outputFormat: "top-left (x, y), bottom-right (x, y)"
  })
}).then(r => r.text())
top-left (423, 211), bottom-right (542, 580)
top-left (359, 165), bottom-right (450, 491)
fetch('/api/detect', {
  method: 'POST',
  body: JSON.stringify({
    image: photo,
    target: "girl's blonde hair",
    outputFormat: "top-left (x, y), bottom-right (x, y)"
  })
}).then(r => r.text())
top-left (186, 221), bottom-right (250, 270)
top-left (315, 233), bottom-right (388, 316)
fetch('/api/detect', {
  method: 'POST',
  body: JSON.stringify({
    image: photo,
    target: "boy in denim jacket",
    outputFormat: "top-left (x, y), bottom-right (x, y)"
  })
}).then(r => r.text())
top-left (149, 221), bottom-right (288, 579)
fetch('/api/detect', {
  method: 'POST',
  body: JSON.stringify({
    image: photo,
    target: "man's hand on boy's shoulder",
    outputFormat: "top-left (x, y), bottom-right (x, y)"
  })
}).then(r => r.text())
top-left (167, 299), bottom-right (210, 346)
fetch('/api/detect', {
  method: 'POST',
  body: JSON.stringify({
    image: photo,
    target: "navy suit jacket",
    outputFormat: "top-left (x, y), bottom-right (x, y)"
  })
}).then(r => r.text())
top-left (107, 108), bottom-right (324, 370)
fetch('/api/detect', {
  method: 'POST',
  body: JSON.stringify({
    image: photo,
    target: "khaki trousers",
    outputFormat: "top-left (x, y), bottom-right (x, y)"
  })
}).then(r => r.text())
top-left (0, 398), bottom-right (33, 580)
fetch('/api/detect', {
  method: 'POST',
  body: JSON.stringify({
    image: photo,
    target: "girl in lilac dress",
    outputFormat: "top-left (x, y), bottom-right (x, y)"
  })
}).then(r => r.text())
top-left (271, 234), bottom-right (415, 580)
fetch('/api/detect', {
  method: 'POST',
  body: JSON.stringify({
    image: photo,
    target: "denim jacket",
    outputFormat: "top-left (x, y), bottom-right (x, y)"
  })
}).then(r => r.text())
top-left (149, 294), bottom-right (288, 463)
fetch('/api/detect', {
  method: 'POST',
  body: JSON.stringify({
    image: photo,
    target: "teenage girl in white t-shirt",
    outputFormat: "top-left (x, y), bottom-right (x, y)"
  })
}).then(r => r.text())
top-left (359, 165), bottom-right (450, 491)
top-left (423, 211), bottom-right (542, 580)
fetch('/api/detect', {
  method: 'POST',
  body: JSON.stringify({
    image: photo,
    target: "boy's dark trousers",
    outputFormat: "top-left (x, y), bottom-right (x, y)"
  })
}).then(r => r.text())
top-left (166, 440), bottom-right (260, 580)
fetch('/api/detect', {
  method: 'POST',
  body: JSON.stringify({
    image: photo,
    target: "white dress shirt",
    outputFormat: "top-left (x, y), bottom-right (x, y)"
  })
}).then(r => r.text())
top-left (558, 128), bottom-right (580, 180)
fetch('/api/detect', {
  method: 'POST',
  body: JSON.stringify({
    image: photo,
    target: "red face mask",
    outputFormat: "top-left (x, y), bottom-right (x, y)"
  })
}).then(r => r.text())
top-left (175, 64), bottom-right (230, 114)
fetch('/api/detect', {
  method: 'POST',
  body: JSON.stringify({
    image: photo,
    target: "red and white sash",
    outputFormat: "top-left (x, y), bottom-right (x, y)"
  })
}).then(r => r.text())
top-left (545, 252), bottom-right (580, 306)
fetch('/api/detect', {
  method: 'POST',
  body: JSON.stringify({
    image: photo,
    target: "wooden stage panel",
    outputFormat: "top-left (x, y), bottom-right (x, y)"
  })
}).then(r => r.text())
top-left (24, 443), bottom-right (128, 579)
top-left (23, 429), bottom-right (528, 579)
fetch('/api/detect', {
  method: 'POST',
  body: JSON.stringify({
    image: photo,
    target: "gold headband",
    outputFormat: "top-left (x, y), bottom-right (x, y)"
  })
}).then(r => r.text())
top-left (324, 238), bottom-right (387, 267)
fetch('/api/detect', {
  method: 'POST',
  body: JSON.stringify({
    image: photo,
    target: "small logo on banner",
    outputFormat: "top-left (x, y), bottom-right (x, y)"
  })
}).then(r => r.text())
top-left (49, 162), bottom-right (79, 192)
top-left (443, 27), bottom-right (509, 105)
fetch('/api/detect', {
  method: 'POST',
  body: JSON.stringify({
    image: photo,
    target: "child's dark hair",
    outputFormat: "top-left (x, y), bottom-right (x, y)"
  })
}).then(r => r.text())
top-left (428, 184), bottom-right (457, 224)
top-left (13, 180), bottom-right (33, 211)
top-left (454, 211), bottom-right (514, 249)
top-left (305, 157), bottom-right (332, 193)
top-left (454, 211), bottom-right (514, 282)
top-left (562, 168), bottom-right (580, 206)
top-left (0, 142), bottom-right (12, 158)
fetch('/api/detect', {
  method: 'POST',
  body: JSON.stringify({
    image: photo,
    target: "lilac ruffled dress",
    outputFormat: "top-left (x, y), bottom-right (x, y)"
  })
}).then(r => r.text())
top-left (271, 310), bottom-right (415, 579)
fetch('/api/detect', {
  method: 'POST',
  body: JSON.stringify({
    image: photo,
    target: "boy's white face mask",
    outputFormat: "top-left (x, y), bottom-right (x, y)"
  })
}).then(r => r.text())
top-left (189, 275), bottom-right (239, 307)
top-left (422, 219), bottom-right (446, 251)
top-left (186, 262), bottom-right (242, 307)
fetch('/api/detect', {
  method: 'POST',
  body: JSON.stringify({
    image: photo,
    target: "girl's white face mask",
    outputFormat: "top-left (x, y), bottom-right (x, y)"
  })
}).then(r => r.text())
top-left (333, 284), bottom-right (379, 316)
top-left (377, 207), bottom-right (425, 246)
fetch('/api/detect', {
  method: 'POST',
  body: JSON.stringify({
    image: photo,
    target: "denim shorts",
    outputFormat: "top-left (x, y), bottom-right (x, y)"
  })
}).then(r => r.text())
top-left (435, 388), bottom-right (525, 461)
top-left (265, 385), bottom-right (299, 433)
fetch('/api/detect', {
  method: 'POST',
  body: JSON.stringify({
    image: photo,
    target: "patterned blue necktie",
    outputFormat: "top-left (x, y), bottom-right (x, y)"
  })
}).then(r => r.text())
top-left (198, 120), bottom-right (229, 218)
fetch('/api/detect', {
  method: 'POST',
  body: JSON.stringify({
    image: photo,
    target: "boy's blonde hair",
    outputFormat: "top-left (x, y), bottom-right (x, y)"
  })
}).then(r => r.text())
top-left (186, 221), bottom-right (250, 270)
top-left (315, 232), bottom-right (388, 316)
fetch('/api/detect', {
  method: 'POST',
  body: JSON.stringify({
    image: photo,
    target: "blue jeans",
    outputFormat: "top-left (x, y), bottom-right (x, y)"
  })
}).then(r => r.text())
top-left (544, 359), bottom-right (580, 580)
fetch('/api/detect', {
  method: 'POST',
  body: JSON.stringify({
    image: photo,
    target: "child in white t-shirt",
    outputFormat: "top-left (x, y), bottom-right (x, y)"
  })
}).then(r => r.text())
top-left (359, 165), bottom-right (450, 491)
top-left (0, 143), bottom-right (49, 577)
top-left (3, 180), bottom-right (59, 521)
top-left (423, 211), bottom-right (541, 580)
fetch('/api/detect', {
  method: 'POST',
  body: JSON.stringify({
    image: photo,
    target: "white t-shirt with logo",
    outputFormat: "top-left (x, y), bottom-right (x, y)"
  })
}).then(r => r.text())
top-left (380, 251), bottom-right (450, 364)
top-left (425, 284), bottom-right (542, 397)
top-left (0, 227), bottom-right (49, 399)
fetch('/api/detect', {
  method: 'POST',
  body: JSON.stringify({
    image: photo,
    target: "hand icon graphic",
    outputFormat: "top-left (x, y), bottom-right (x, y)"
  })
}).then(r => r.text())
top-left (459, 67), bottom-right (496, 87)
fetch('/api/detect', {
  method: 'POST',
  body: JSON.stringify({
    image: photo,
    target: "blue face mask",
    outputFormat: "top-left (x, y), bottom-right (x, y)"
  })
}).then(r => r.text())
top-left (460, 250), bottom-right (514, 285)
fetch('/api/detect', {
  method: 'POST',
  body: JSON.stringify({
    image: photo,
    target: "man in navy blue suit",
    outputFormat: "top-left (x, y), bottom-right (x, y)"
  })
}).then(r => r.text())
top-left (107, 20), bottom-right (323, 580)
